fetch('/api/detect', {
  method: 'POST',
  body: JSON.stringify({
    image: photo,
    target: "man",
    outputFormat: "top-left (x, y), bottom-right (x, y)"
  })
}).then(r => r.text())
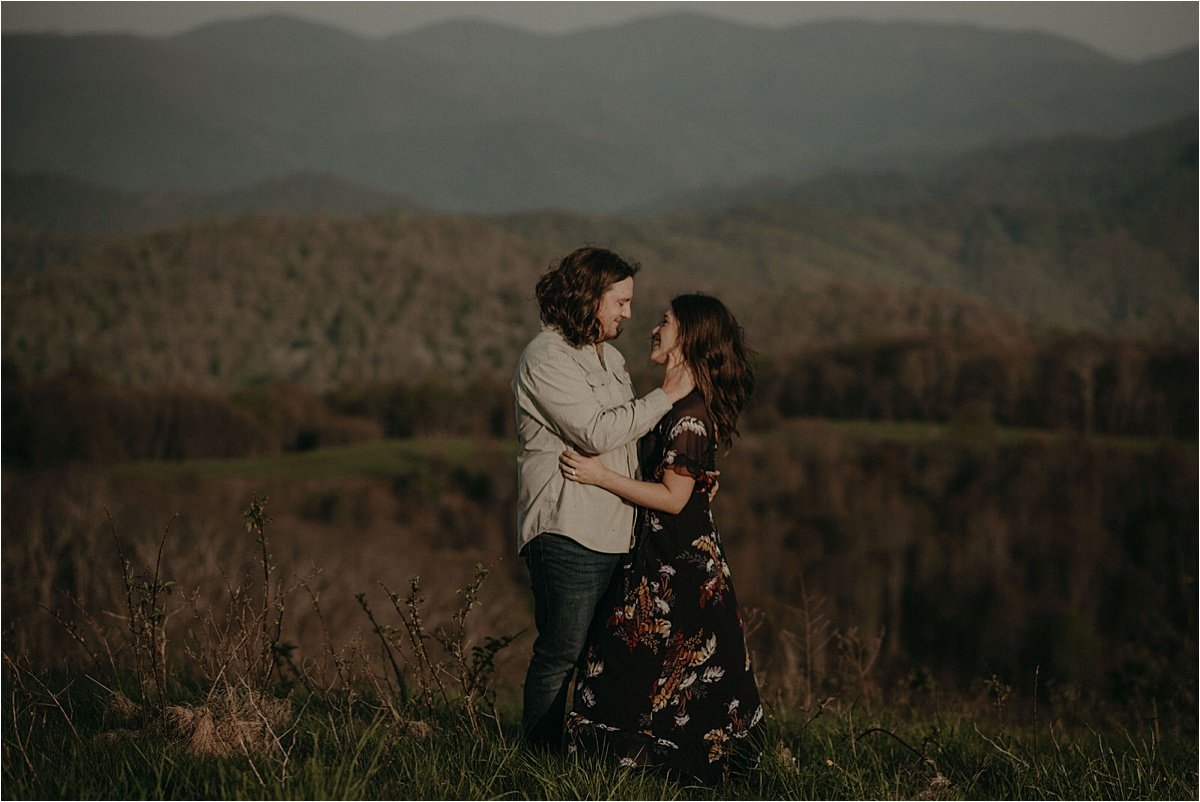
top-left (513, 246), bottom-right (694, 750)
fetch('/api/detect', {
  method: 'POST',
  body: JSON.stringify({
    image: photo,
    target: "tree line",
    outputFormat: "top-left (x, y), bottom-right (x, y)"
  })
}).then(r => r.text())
top-left (750, 333), bottom-right (1196, 437)
top-left (3, 331), bottom-right (1193, 470)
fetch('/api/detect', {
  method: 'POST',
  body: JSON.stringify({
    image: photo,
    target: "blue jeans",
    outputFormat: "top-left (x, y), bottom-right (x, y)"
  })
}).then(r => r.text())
top-left (522, 533), bottom-right (623, 749)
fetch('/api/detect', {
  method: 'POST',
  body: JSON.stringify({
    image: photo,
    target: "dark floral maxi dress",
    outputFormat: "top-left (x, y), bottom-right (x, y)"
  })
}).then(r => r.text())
top-left (566, 391), bottom-right (764, 783)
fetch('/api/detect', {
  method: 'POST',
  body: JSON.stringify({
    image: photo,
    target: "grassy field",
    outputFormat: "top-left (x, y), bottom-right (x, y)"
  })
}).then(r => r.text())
top-left (4, 680), bottom-right (1195, 800)
top-left (107, 419), bottom-right (1188, 483)
top-left (109, 437), bottom-right (494, 481)
top-left (4, 421), bottom-right (1195, 799)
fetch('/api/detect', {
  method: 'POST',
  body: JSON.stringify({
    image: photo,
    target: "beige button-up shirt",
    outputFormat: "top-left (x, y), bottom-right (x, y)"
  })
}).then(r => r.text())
top-left (513, 327), bottom-right (673, 554)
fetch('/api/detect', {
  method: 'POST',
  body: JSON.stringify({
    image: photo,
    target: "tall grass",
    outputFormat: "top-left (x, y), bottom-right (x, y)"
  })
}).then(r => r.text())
top-left (3, 491), bottom-right (1196, 800)
top-left (4, 683), bottom-right (1195, 799)
top-left (3, 422), bottom-right (1196, 799)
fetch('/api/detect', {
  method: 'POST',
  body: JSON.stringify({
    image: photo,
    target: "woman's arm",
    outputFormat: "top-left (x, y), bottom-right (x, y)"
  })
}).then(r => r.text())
top-left (559, 449), bottom-right (695, 515)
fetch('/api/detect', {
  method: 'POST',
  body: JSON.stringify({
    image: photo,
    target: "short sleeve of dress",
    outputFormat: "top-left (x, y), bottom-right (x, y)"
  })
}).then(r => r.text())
top-left (654, 408), bottom-right (713, 484)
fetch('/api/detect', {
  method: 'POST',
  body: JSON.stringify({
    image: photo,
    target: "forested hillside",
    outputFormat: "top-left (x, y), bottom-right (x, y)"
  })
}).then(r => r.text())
top-left (4, 119), bottom-right (1194, 421)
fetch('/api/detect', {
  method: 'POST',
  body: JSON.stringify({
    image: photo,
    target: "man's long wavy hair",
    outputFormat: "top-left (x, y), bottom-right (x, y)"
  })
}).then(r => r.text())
top-left (671, 293), bottom-right (755, 450)
top-left (535, 247), bottom-right (641, 348)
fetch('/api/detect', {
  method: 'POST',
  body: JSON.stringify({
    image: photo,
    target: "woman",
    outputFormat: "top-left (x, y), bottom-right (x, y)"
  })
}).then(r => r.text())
top-left (558, 293), bottom-right (763, 784)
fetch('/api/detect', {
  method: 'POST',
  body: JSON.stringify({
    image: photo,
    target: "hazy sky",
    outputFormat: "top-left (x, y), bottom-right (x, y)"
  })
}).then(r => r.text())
top-left (2, 1), bottom-right (1197, 60)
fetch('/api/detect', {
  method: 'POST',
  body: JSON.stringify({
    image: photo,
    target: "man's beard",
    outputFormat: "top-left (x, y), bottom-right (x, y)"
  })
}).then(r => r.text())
top-left (598, 321), bottom-right (623, 343)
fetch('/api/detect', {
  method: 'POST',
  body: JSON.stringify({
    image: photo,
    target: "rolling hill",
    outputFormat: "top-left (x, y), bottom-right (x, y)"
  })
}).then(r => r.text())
top-left (614, 116), bottom-right (1197, 339)
top-left (3, 118), bottom-right (1194, 394)
top-left (3, 13), bottom-right (1195, 214)
top-left (2, 171), bottom-right (415, 235)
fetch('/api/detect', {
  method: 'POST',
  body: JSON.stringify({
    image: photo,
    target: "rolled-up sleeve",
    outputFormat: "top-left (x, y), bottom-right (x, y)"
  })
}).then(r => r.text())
top-left (518, 345), bottom-right (671, 456)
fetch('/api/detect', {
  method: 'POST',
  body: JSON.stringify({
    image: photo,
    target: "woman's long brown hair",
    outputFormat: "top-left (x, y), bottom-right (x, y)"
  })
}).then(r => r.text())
top-left (670, 293), bottom-right (755, 450)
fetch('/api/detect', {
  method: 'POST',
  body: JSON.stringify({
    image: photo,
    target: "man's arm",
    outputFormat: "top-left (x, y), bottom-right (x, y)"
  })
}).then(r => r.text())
top-left (518, 349), bottom-right (676, 455)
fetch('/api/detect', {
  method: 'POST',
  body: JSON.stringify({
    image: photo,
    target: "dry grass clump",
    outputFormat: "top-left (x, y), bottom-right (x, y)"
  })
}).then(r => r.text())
top-left (916, 771), bottom-right (954, 800)
top-left (165, 686), bottom-right (293, 758)
top-left (101, 689), bottom-right (140, 726)
top-left (394, 718), bottom-right (436, 740)
top-left (97, 686), bottom-right (293, 759)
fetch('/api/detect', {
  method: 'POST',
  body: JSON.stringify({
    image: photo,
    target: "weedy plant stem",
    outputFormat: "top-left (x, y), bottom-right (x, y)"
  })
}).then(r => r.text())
top-left (106, 508), bottom-right (146, 708)
top-left (300, 579), bottom-right (350, 691)
top-left (40, 602), bottom-right (102, 673)
top-left (380, 578), bottom-right (449, 716)
top-left (797, 573), bottom-right (834, 710)
top-left (105, 507), bottom-right (176, 718)
top-left (148, 513), bottom-right (178, 718)
top-left (6, 679), bottom-right (36, 773)
top-left (1032, 664), bottom-right (1040, 767)
top-left (355, 592), bottom-right (410, 703)
top-left (243, 495), bottom-right (277, 696)
top-left (438, 563), bottom-right (488, 738)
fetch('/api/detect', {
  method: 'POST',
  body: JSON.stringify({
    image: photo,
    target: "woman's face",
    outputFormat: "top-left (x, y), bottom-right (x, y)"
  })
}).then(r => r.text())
top-left (649, 307), bottom-right (682, 366)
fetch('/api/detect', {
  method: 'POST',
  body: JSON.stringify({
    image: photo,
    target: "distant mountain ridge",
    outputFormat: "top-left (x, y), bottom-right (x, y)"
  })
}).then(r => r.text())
top-left (2, 171), bottom-right (415, 234)
top-left (3, 13), bottom-right (1195, 213)
top-left (642, 116), bottom-right (1198, 213)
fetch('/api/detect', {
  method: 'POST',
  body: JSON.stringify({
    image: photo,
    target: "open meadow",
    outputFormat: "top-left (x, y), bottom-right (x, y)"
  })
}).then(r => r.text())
top-left (3, 422), bottom-right (1196, 798)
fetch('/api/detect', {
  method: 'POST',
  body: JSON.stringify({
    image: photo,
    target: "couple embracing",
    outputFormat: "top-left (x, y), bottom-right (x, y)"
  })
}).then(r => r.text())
top-left (513, 247), bottom-right (763, 784)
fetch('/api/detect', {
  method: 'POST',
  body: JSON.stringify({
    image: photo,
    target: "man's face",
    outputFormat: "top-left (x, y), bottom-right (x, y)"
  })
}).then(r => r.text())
top-left (596, 277), bottom-right (634, 342)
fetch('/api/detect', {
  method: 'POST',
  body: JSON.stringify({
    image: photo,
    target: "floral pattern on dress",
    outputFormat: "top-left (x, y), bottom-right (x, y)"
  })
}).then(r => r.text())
top-left (565, 391), bottom-right (763, 784)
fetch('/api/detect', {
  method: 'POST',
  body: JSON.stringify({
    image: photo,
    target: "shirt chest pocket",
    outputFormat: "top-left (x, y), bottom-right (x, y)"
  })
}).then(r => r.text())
top-left (585, 370), bottom-right (632, 404)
